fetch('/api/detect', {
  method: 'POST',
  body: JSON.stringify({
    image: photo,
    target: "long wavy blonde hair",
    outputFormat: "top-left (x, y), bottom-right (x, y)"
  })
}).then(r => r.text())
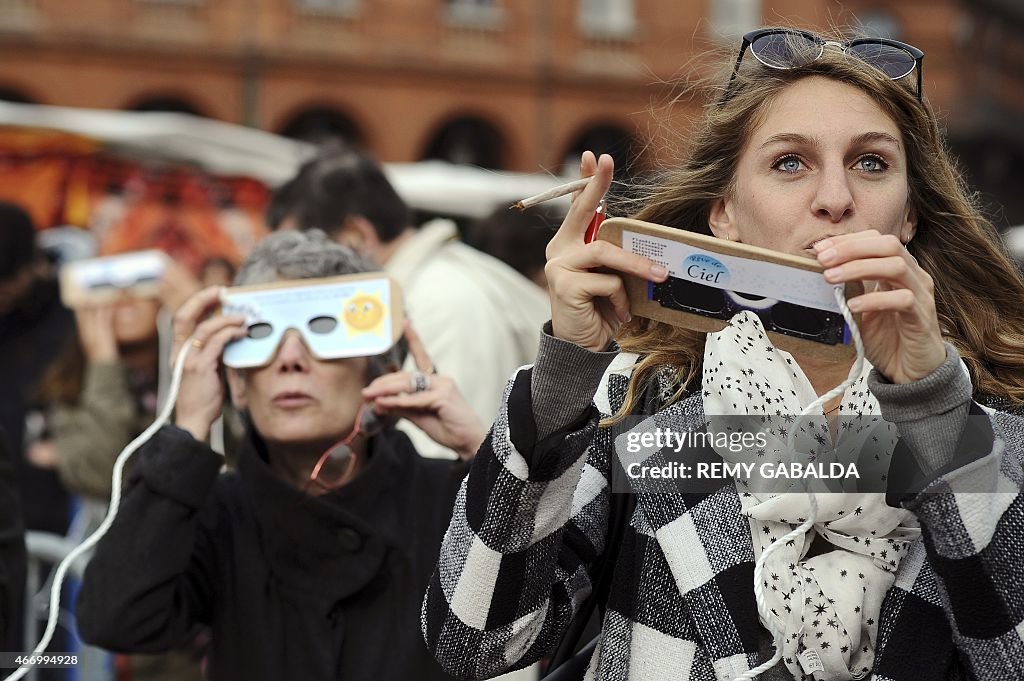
top-left (611, 34), bottom-right (1024, 421)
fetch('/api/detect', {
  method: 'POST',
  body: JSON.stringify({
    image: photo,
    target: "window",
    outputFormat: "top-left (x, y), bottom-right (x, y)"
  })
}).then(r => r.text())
top-left (0, 0), bottom-right (41, 30)
top-left (128, 96), bottom-right (207, 117)
top-left (279, 107), bottom-right (364, 147)
top-left (709, 0), bottom-right (760, 40)
top-left (562, 124), bottom-right (638, 179)
top-left (0, 86), bottom-right (35, 104)
top-left (422, 117), bottom-right (506, 169)
top-left (443, 0), bottom-right (503, 29)
top-left (578, 0), bottom-right (636, 39)
top-left (293, 0), bottom-right (358, 16)
top-left (855, 11), bottom-right (902, 40)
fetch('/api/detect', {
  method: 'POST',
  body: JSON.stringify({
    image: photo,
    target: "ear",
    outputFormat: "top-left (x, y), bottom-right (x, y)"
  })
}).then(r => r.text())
top-left (708, 197), bottom-right (739, 241)
top-left (901, 201), bottom-right (918, 245)
top-left (334, 216), bottom-right (381, 257)
top-left (225, 368), bottom-right (249, 411)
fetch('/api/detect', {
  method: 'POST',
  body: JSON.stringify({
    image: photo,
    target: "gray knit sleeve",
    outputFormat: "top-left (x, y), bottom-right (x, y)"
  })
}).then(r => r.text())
top-left (868, 342), bottom-right (972, 474)
top-left (530, 322), bottom-right (619, 439)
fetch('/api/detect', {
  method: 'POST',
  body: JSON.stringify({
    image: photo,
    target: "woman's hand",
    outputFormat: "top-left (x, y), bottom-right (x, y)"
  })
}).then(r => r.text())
top-left (170, 286), bottom-right (247, 442)
top-left (361, 323), bottom-right (486, 460)
top-left (815, 230), bottom-right (946, 384)
top-left (75, 305), bottom-right (119, 363)
top-left (545, 151), bottom-right (669, 352)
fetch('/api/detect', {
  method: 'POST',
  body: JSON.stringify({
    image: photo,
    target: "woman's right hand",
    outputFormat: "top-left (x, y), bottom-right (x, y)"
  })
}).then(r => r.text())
top-left (544, 152), bottom-right (669, 352)
top-left (170, 286), bottom-right (247, 442)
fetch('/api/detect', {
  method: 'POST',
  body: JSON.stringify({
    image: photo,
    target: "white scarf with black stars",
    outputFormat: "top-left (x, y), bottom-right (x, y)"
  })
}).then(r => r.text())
top-left (702, 312), bottom-right (920, 680)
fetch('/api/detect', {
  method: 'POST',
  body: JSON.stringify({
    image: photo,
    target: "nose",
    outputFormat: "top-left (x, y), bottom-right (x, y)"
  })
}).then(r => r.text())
top-left (272, 330), bottom-right (312, 372)
top-left (811, 164), bottom-right (855, 223)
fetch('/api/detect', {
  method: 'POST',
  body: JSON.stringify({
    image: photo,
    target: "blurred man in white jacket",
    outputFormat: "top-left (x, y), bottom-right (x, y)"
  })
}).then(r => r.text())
top-left (271, 148), bottom-right (550, 460)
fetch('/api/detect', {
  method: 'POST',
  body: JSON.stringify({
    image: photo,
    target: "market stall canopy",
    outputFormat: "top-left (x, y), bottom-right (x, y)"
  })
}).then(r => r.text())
top-left (384, 160), bottom-right (571, 219)
top-left (0, 101), bottom-right (572, 218)
top-left (0, 101), bottom-right (310, 187)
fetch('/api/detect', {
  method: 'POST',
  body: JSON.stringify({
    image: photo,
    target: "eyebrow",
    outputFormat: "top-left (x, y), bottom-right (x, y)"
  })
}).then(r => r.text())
top-left (758, 131), bottom-right (903, 151)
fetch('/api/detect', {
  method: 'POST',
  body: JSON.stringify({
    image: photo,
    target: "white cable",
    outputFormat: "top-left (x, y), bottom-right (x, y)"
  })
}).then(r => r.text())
top-left (3, 340), bottom-right (199, 681)
top-left (737, 287), bottom-right (864, 680)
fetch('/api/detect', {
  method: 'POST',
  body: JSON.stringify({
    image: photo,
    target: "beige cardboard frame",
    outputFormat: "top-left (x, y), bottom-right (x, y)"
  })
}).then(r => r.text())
top-left (597, 217), bottom-right (862, 361)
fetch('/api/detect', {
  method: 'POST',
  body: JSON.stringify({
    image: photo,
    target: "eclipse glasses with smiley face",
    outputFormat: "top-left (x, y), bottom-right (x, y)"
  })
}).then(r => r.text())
top-left (220, 274), bottom-right (404, 369)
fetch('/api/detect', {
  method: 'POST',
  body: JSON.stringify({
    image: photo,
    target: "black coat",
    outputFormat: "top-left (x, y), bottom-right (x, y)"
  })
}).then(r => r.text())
top-left (78, 424), bottom-right (468, 680)
top-left (0, 430), bottom-right (26, 652)
top-left (0, 278), bottom-right (73, 534)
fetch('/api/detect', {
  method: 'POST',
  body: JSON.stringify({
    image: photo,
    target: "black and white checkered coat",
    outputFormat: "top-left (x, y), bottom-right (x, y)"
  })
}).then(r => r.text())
top-left (422, 349), bottom-right (1024, 680)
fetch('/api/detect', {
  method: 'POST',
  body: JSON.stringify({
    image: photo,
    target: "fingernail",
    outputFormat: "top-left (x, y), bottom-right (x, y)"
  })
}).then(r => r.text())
top-left (823, 266), bottom-right (843, 282)
top-left (847, 298), bottom-right (862, 312)
top-left (650, 264), bottom-right (668, 279)
top-left (621, 312), bottom-right (632, 324)
top-left (817, 248), bottom-right (837, 265)
top-left (813, 239), bottom-right (833, 252)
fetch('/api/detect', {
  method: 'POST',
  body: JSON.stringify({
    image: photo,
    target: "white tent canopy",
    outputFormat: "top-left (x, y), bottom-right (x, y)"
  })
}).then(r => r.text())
top-left (0, 101), bottom-right (571, 219)
top-left (384, 161), bottom-right (571, 219)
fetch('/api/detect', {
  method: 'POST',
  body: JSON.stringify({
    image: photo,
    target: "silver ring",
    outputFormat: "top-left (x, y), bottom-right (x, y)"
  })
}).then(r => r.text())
top-left (410, 371), bottom-right (430, 393)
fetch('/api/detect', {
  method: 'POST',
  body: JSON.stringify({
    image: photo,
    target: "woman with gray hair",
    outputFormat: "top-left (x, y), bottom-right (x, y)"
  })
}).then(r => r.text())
top-left (76, 230), bottom-right (482, 680)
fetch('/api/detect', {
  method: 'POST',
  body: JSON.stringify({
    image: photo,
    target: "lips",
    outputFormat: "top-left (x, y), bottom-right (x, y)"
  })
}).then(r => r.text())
top-left (272, 391), bottom-right (314, 408)
top-left (804, 236), bottom-right (837, 259)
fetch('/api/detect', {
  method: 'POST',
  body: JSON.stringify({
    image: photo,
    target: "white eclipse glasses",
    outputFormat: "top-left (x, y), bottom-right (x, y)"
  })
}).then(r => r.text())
top-left (220, 274), bottom-right (403, 369)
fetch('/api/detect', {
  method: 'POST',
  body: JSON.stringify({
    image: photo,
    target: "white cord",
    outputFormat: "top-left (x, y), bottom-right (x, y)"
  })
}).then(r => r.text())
top-left (2, 340), bottom-right (200, 681)
top-left (737, 287), bottom-right (865, 680)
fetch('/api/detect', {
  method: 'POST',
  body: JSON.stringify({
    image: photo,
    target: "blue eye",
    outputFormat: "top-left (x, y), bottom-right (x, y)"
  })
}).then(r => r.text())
top-left (773, 156), bottom-right (804, 172)
top-left (856, 155), bottom-right (888, 172)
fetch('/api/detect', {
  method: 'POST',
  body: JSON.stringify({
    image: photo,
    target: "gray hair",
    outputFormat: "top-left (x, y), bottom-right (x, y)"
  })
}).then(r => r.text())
top-left (235, 229), bottom-right (376, 286)
top-left (234, 229), bottom-right (406, 378)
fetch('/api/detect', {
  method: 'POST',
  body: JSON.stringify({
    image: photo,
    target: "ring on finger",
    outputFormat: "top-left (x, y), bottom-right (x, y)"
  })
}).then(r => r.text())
top-left (410, 371), bottom-right (430, 393)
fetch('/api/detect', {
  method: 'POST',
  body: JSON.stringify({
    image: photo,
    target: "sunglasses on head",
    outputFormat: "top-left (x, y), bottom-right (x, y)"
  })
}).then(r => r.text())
top-left (727, 28), bottom-right (925, 102)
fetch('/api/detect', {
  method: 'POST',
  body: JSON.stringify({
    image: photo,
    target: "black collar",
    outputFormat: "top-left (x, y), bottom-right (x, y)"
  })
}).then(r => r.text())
top-left (237, 428), bottom-right (409, 606)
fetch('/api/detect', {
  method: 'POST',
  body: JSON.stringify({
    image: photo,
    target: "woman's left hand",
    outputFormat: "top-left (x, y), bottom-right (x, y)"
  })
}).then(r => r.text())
top-left (361, 323), bottom-right (487, 460)
top-left (815, 230), bottom-right (946, 384)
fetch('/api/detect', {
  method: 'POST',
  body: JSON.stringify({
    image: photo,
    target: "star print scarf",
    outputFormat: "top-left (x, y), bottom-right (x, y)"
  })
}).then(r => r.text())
top-left (702, 312), bottom-right (920, 680)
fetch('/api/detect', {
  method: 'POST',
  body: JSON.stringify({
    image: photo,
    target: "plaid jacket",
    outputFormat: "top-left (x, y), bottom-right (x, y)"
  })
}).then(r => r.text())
top-left (422, 347), bottom-right (1024, 680)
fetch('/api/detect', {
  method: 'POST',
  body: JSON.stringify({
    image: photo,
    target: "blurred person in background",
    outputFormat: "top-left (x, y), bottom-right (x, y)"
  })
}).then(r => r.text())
top-left (0, 430), bottom-right (27, 659)
top-left (199, 256), bottom-right (237, 288)
top-left (0, 202), bottom-right (74, 537)
top-left (30, 265), bottom-right (206, 681)
top-left (34, 297), bottom-right (163, 500)
top-left (270, 146), bottom-right (550, 459)
top-left (465, 204), bottom-right (557, 292)
top-left (77, 230), bottom-right (484, 680)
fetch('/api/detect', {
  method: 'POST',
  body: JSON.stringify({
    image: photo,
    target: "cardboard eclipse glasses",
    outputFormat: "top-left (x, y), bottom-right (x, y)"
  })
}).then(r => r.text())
top-left (220, 274), bottom-right (404, 369)
top-left (59, 250), bottom-right (169, 308)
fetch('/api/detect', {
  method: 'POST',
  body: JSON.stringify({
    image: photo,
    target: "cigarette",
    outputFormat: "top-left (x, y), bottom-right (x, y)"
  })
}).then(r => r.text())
top-left (511, 177), bottom-right (593, 210)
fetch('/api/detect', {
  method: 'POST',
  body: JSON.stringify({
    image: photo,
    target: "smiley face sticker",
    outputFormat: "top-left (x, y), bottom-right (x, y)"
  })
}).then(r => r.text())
top-left (343, 291), bottom-right (386, 335)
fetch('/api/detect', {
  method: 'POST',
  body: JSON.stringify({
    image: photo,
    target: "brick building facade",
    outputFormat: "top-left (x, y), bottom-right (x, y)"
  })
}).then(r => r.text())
top-left (0, 0), bottom-right (1019, 220)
